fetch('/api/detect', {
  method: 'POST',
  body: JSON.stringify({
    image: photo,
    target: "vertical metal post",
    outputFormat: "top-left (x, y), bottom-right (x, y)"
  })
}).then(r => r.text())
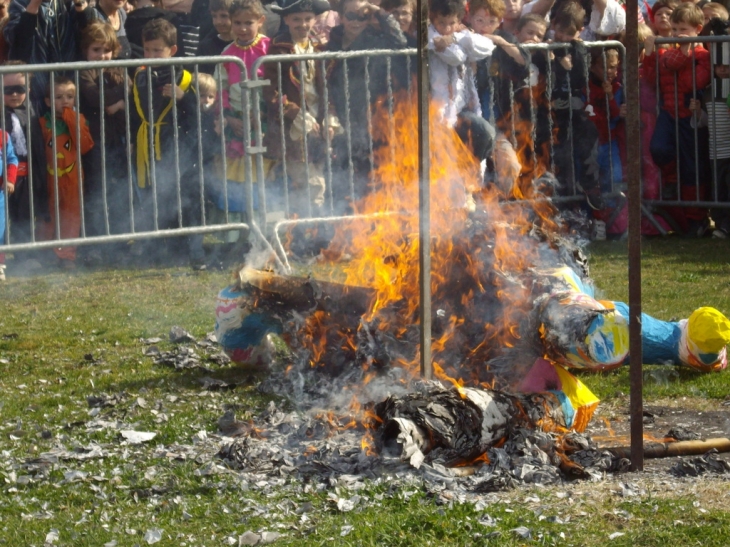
top-left (417, 0), bottom-right (432, 379)
top-left (625, 0), bottom-right (643, 471)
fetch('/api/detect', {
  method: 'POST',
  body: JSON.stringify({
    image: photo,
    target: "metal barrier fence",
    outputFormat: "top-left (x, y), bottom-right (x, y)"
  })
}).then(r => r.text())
top-left (5, 38), bottom-right (729, 266)
top-left (250, 42), bottom-right (642, 266)
top-left (0, 56), bottom-right (283, 269)
top-left (645, 35), bottom-right (730, 213)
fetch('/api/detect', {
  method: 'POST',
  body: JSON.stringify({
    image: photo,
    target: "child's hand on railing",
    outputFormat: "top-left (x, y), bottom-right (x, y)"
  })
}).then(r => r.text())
top-left (559, 54), bottom-right (572, 70)
top-left (677, 38), bottom-right (691, 56)
top-left (602, 80), bottom-right (613, 100)
top-left (644, 35), bottom-right (656, 56)
top-left (433, 35), bottom-right (454, 52)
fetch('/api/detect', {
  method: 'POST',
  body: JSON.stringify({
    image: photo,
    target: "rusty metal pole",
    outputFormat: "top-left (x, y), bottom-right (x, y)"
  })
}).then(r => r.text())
top-left (624, 0), bottom-right (644, 471)
top-left (417, 0), bottom-right (432, 379)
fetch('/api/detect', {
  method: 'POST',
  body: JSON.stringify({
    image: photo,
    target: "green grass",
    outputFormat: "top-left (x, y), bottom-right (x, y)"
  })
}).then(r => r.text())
top-left (2, 239), bottom-right (730, 546)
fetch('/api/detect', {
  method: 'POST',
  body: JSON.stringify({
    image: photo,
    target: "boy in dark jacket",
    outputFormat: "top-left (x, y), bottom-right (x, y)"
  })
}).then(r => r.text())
top-left (545, 1), bottom-right (602, 210)
top-left (132, 18), bottom-right (206, 268)
top-left (327, 0), bottom-right (406, 212)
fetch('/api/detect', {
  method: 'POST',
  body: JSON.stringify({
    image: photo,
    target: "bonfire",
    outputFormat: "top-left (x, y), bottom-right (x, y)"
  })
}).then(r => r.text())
top-left (214, 95), bottom-right (730, 475)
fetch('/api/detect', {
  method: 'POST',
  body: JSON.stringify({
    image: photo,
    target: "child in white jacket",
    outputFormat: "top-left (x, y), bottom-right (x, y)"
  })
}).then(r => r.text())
top-left (429, 0), bottom-right (496, 165)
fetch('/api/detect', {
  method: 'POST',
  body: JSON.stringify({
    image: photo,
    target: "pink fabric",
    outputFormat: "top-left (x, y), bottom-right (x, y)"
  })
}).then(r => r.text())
top-left (220, 35), bottom-right (270, 110)
top-left (518, 358), bottom-right (562, 393)
top-left (639, 71), bottom-right (661, 200)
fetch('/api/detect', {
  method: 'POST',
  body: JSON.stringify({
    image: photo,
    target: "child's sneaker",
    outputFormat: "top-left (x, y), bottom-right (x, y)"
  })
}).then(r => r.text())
top-left (591, 220), bottom-right (607, 241)
top-left (712, 227), bottom-right (728, 239)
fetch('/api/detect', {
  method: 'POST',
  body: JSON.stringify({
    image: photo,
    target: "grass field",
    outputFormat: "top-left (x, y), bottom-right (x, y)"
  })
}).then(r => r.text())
top-left (1, 238), bottom-right (730, 546)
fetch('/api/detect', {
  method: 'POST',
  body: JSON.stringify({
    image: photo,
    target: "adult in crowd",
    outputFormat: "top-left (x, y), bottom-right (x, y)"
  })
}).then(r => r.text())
top-left (82, 0), bottom-right (133, 58)
top-left (327, 0), bottom-right (406, 211)
top-left (4, 0), bottom-right (82, 111)
top-left (125, 0), bottom-right (181, 57)
top-left (521, 0), bottom-right (627, 39)
top-left (0, 0), bottom-right (11, 62)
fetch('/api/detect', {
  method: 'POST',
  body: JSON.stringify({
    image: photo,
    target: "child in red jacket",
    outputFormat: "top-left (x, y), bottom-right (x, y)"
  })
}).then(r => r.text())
top-left (644, 3), bottom-right (711, 235)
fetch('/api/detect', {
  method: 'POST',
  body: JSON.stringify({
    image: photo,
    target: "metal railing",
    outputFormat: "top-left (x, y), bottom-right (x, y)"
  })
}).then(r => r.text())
top-left (6, 37), bottom-right (730, 264)
top-left (0, 56), bottom-right (281, 268)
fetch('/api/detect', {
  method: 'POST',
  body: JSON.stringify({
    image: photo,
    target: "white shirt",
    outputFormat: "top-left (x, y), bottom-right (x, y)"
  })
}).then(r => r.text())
top-left (428, 25), bottom-right (495, 126)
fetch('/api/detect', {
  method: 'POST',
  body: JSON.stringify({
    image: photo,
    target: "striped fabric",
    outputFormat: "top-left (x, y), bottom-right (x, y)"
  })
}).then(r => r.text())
top-left (710, 41), bottom-right (730, 100)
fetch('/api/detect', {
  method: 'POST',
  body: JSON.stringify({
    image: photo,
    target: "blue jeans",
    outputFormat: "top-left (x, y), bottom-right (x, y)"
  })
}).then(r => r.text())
top-left (650, 110), bottom-right (700, 187)
top-left (0, 190), bottom-right (5, 245)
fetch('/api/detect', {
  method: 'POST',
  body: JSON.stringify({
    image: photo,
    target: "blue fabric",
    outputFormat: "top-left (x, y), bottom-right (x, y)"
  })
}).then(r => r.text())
top-left (549, 389), bottom-right (575, 429)
top-left (597, 140), bottom-right (623, 192)
top-left (214, 182), bottom-right (260, 213)
top-left (0, 138), bottom-right (17, 245)
top-left (613, 301), bottom-right (682, 365)
top-left (0, 191), bottom-right (5, 245)
top-left (650, 110), bottom-right (700, 188)
top-left (220, 311), bottom-right (282, 350)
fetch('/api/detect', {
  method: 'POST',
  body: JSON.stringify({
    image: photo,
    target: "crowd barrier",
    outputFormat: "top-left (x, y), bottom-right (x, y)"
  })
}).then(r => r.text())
top-left (4, 38), bottom-right (730, 263)
top-left (0, 56), bottom-right (281, 267)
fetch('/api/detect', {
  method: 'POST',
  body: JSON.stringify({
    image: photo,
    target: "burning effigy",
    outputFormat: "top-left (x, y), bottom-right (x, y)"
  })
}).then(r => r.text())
top-left (214, 97), bottom-right (730, 473)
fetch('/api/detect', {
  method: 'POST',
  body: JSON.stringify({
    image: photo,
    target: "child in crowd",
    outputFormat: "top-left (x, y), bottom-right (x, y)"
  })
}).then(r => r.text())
top-left (547, 2), bottom-right (603, 209)
top-left (3, 62), bottom-right (48, 250)
top-left (587, 48), bottom-right (624, 192)
top-left (512, 14), bottom-right (552, 177)
top-left (327, 0), bottom-right (406, 210)
top-left (380, 0), bottom-right (414, 40)
top-left (381, 0), bottom-right (416, 90)
top-left (702, 1), bottom-right (728, 24)
top-left (634, 23), bottom-right (662, 203)
top-left (514, 12), bottom-right (548, 44)
top-left (651, 0), bottom-right (678, 39)
top-left (132, 18), bottom-right (206, 267)
top-left (196, 0), bottom-right (234, 73)
top-left (0, 128), bottom-right (19, 281)
top-left (645, 2), bottom-right (711, 235)
top-left (702, 12), bottom-right (730, 237)
top-left (428, 0), bottom-right (496, 177)
top-left (264, 0), bottom-right (332, 219)
top-left (587, 47), bottom-right (627, 235)
top-left (216, 0), bottom-right (270, 239)
top-left (193, 72), bottom-right (229, 255)
top-left (78, 22), bottom-right (132, 262)
top-left (469, 0), bottom-right (529, 192)
top-left (501, 0), bottom-right (524, 36)
top-left (41, 77), bottom-right (94, 268)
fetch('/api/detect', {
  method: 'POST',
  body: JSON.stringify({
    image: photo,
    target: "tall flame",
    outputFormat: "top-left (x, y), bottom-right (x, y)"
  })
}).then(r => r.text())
top-left (300, 92), bottom-right (561, 389)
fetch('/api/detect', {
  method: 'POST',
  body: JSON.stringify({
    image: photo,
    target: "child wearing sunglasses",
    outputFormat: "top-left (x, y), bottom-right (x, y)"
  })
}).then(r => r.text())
top-left (2, 61), bottom-right (48, 257)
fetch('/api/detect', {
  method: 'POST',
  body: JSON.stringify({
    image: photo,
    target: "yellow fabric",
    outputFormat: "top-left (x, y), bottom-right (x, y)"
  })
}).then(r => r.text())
top-left (226, 155), bottom-right (273, 183)
top-left (554, 365), bottom-right (600, 432)
top-left (133, 69), bottom-right (193, 188)
top-left (688, 307), bottom-right (730, 354)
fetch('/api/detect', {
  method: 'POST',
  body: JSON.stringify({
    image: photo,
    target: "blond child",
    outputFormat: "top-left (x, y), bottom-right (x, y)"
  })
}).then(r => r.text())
top-left (41, 78), bottom-right (94, 267)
